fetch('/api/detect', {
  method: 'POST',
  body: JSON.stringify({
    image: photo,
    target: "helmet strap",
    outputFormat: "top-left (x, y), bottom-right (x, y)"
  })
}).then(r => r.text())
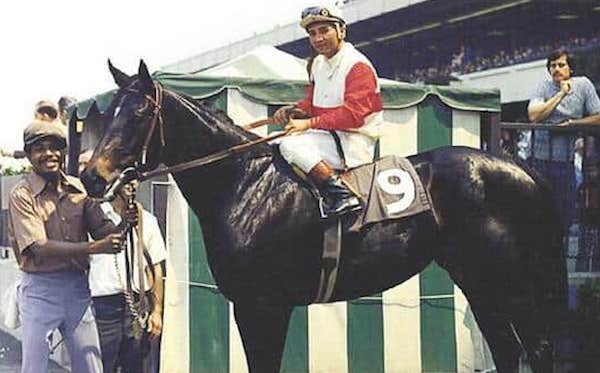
top-left (335, 23), bottom-right (345, 41)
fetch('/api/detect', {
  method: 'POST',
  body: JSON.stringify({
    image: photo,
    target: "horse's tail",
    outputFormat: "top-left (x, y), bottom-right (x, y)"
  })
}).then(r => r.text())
top-left (520, 160), bottom-right (568, 315)
top-left (514, 161), bottom-right (570, 370)
top-left (474, 152), bottom-right (568, 317)
top-left (472, 153), bottom-right (568, 369)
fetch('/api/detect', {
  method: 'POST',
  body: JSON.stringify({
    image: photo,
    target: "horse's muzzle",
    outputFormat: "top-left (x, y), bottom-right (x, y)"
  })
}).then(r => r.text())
top-left (81, 168), bottom-right (109, 199)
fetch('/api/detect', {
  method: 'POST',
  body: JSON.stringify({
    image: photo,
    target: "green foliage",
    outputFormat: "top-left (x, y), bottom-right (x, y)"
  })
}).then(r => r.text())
top-left (1, 164), bottom-right (31, 176)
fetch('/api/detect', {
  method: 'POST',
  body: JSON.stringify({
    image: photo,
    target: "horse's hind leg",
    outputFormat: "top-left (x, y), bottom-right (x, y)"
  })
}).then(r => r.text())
top-left (466, 296), bottom-right (522, 373)
top-left (508, 290), bottom-right (556, 373)
top-left (233, 300), bottom-right (293, 373)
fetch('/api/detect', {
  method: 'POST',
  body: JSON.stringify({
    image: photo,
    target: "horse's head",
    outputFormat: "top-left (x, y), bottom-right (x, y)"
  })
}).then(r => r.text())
top-left (81, 60), bottom-right (164, 198)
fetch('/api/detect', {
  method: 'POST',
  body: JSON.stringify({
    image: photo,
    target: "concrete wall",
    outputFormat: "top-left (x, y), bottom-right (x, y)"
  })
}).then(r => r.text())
top-left (454, 59), bottom-right (547, 104)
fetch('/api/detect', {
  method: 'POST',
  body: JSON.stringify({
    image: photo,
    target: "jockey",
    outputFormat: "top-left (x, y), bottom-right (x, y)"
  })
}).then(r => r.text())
top-left (273, 4), bottom-right (383, 217)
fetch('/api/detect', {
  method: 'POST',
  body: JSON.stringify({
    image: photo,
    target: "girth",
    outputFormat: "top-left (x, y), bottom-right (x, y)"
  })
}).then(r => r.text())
top-left (314, 219), bottom-right (343, 303)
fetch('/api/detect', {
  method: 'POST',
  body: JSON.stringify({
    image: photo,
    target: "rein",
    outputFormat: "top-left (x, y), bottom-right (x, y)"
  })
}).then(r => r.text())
top-left (139, 126), bottom-right (289, 181)
top-left (131, 82), bottom-right (290, 182)
top-left (117, 190), bottom-right (153, 339)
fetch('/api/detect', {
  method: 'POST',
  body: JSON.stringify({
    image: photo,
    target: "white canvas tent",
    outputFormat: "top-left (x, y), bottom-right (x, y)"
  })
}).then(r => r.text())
top-left (197, 45), bottom-right (308, 80)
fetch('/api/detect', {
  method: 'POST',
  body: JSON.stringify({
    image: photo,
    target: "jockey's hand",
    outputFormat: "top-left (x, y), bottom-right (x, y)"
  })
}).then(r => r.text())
top-left (123, 202), bottom-right (138, 227)
top-left (274, 106), bottom-right (310, 124)
top-left (273, 105), bottom-right (295, 124)
top-left (285, 118), bottom-right (311, 134)
top-left (89, 233), bottom-right (123, 254)
top-left (147, 310), bottom-right (163, 340)
top-left (289, 107), bottom-right (310, 119)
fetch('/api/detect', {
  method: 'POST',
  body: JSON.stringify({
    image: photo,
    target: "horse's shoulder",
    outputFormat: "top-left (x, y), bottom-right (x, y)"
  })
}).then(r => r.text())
top-left (238, 150), bottom-right (316, 211)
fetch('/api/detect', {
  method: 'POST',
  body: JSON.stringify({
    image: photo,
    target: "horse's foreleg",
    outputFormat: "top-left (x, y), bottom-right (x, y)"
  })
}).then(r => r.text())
top-left (233, 300), bottom-right (293, 373)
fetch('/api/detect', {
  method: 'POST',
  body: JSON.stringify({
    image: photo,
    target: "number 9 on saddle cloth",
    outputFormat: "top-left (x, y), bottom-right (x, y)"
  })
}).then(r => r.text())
top-left (320, 155), bottom-right (433, 231)
top-left (310, 155), bottom-right (433, 303)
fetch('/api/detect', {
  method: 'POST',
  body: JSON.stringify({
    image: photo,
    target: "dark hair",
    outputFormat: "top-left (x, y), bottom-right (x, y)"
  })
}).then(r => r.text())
top-left (36, 106), bottom-right (58, 118)
top-left (58, 96), bottom-right (77, 111)
top-left (546, 49), bottom-right (576, 74)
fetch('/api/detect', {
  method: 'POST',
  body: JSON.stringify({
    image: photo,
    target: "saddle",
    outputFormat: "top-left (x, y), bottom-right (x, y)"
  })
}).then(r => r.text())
top-left (313, 155), bottom-right (434, 303)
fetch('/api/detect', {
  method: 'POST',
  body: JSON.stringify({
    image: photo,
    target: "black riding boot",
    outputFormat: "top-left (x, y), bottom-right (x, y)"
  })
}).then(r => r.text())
top-left (308, 161), bottom-right (362, 217)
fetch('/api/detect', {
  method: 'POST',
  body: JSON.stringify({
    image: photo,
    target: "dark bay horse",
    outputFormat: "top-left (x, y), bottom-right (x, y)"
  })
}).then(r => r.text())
top-left (81, 61), bottom-right (568, 373)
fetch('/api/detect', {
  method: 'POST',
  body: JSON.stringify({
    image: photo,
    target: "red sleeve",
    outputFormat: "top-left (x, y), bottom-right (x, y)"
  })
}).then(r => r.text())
top-left (295, 84), bottom-right (314, 115)
top-left (311, 63), bottom-right (383, 130)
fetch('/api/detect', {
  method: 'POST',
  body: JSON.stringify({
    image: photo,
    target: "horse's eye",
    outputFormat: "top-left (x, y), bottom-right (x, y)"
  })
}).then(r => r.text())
top-left (134, 101), bottom-right (150, 117)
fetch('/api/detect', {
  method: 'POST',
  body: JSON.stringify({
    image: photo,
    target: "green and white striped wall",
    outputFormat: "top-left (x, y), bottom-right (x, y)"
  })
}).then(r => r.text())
top-left (159, 89), bottom-right (496, 373)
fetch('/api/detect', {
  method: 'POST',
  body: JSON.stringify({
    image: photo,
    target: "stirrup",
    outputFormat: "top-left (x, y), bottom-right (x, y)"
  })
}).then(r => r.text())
top-left (324, 196), bottom-right (362, 218)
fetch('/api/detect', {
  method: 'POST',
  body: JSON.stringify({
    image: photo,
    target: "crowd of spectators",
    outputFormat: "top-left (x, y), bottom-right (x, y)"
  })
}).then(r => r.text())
top-left (397, 34), bottom-right (600, 84)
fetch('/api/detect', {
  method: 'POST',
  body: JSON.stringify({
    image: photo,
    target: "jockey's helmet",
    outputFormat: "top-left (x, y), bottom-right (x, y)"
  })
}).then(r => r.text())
top-left (300, 5), bottom-right (345, 29)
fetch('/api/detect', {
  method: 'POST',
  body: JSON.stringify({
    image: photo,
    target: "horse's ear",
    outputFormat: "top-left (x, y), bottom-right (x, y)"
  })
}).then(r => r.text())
top-left (108, 59), bottom-right (132, 88)
top-left (138, 60), bottom-right (153, 87)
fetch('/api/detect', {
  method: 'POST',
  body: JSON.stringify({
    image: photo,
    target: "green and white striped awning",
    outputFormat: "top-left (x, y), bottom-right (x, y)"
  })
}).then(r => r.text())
top-left (73, 73), bottom-right (500, 120)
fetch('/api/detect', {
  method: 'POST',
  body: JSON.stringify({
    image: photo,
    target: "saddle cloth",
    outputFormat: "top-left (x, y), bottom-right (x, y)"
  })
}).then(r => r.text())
top-left (342, 155), bottom-right (433, 232)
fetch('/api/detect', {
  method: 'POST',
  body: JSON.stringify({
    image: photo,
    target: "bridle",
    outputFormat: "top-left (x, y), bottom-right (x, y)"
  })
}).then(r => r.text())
top-left (107, 81), bottom-right (290, 188)
top-left (138, 82), bottom-right (165, 168)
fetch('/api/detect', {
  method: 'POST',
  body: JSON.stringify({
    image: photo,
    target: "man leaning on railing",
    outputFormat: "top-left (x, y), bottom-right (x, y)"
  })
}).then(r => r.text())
top-left (527, 49), bottom-right (600, 229)
top-left (528, 50), bottom-right (600, 127)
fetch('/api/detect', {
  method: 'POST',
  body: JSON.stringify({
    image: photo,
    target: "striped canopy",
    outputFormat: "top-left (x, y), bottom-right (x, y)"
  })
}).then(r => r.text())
top-left (73, 72), bottom-right (499, 121)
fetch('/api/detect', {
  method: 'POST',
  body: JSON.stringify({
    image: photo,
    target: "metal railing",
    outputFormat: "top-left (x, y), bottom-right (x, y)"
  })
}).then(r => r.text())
top-left (489, 121), bottom-right (600, 274)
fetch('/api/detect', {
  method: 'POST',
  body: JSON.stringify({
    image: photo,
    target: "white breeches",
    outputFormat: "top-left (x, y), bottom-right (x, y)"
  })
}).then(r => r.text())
top-left (278, 129), bottom-right (376, 172)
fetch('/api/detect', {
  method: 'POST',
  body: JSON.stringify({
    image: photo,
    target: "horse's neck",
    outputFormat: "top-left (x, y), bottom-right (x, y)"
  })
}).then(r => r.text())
top-left (162, 91), bottom-right (273, 206)
top-left (173, 153), bottom-right (272, 210)
top-left (160, 93), bottom-right (319, 264)
top-left (162, 92), bottom-right (262, 164)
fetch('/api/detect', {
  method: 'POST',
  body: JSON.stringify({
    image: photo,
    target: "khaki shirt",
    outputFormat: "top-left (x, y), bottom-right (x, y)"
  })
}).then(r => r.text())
top-left (8, 171), bottom-right (116, 273)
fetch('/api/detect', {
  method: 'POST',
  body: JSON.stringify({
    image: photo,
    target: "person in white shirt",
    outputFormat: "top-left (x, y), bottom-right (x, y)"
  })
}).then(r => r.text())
top-left (87, 175), bottom-right (166, 373)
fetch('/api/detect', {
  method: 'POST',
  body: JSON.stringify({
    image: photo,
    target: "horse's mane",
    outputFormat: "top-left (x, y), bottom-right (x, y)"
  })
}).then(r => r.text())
top-left (164, 87), bottom-right (273, 158)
